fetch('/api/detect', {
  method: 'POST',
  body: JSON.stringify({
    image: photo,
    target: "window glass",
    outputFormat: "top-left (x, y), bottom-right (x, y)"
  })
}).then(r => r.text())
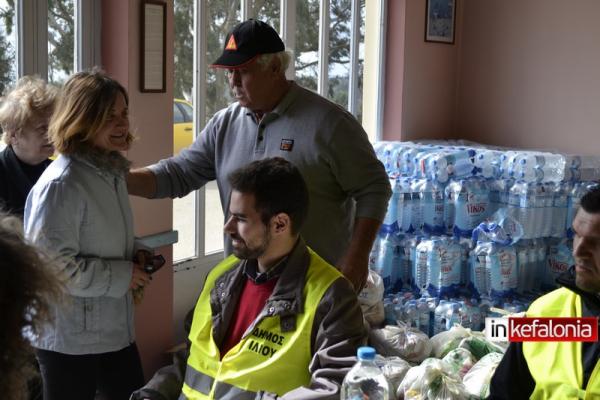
top-left (0, 0), bottom-right (15, 151)
top-left (174, 103), bottom-right (185, 124)
top-left (173, 0), bottom-right (196, 261)
top-left (295, 0), bottom-right (319, 92)
top-left (203, 0), bottom-right (239, 255)
top-left (253, 0), bottom-right (279, 31)
top-left (180, 100), bottom-right (193, 122)
top-left (357, 0), bottom-right (365, 123)
top-left (327, 0), bottom-right (351, 109)
top-left (0, 0), bottom-right (16, 98)
top-left (47, 0), bottom-right (74, 85)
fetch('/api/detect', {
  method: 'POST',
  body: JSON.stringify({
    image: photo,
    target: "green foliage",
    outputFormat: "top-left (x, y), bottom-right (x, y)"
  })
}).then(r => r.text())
top-left (0, 0), bottom-right (15, 95)
top-left (48, 0), bottom-right (74, 84)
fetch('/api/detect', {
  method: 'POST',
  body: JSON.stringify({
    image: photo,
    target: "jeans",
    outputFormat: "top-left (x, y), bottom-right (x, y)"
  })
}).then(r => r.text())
top-left (36, 343), bottom-right (145, 400)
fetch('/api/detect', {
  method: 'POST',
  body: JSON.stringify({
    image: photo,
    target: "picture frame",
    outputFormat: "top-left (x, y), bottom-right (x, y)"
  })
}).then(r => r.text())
top-left (425, 0), bottom-right (456, 44)
top-left (140, 0), bottom-right (166, 92)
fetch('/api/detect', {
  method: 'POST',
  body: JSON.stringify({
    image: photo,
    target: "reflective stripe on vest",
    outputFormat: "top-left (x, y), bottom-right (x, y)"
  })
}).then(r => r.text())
top-left (181, 249), bottom-right (342, 399)
top-left (522, 287), bottom-right (600, 399)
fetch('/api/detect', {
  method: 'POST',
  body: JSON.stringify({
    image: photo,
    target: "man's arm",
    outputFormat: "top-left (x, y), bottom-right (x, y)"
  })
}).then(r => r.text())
top-left (338, 216), bottom-right (381, 292)
top-left (488, 342), bottom-right (535, 399)
top-left (127, 168), bottom-right (158, 198)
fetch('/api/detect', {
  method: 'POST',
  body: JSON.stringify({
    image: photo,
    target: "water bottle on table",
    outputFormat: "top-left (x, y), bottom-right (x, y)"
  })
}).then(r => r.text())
top-left (341, 346), bottom-right (391, 400)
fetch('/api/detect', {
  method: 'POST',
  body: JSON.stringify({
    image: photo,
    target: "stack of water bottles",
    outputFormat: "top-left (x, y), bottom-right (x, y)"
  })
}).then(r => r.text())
top-left (370, 140), bottom-right (600, 337)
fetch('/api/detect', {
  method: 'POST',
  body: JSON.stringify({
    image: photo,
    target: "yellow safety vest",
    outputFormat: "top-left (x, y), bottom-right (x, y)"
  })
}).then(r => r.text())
top-left (523, 287), bottom-right (600, 400)
top-left (180, 249), bottom-right (342, 400)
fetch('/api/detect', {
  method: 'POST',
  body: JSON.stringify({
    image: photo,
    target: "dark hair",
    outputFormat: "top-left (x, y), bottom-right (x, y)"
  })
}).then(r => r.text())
top-left (580, 184), bottom-right (600, 214)
top-left (228, 157), bottom-right (309, 235)
top-left (0, 212), bottom-right (61, 399)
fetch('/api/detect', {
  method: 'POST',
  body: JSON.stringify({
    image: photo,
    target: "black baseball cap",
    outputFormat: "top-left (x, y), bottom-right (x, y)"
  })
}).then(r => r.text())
top-left (211, 19), bottom-right (285, 69)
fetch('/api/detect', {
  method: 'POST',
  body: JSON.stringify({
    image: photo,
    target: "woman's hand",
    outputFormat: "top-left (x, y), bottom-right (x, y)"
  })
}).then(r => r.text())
top-left (130, 262), bottom-right (151, 290)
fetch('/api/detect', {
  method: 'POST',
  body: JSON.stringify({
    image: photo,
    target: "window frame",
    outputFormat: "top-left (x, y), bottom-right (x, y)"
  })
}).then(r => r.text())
top-left (16, 0), bottom-right (99, 80)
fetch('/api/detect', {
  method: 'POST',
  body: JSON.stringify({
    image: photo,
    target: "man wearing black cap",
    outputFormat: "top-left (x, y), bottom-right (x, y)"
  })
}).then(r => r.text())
top-left (127, 19), bottom-right (391, 291)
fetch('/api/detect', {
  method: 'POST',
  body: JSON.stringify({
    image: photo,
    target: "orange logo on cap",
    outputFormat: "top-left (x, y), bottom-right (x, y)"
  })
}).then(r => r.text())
top-left (225, 35), bottom-right (237, 51)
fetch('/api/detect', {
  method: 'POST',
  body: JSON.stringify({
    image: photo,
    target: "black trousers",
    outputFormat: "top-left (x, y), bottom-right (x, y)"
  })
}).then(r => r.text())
top-left (36, 343), bottom-right (145, 400)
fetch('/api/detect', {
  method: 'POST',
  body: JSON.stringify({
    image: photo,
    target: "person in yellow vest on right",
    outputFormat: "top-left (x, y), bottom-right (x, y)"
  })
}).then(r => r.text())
top-left (489, 185), bottom-right (600, 399)
top-left (131, 157), bottom-right (367, 400)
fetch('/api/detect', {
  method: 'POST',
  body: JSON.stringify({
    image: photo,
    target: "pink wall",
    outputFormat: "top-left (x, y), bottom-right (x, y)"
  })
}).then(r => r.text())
top-left (102, 0), bottom-right (175, 379)
top-left (383, 0), bottom-right (462, 141)
top-left (456, 0), bottom-right (600, 155)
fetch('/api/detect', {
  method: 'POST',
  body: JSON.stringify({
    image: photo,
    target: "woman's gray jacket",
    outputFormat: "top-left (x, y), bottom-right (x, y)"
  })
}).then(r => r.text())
top-left (24, 154), bottom-right (135, 354)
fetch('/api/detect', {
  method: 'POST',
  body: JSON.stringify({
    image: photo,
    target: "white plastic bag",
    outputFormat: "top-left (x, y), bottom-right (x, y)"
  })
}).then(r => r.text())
top-left (397, 358), bottom-right (469, 400)
top-left (369, 323), bottom-right (432, 363)
top-left (462, 352), bottom-right (504, 399)
top-left (375, 355), bottom-right (412, 394)
top-left (358, 270), bottom-right (385, 307)
top-left (429, 325), bottom-right (471, 358)
top-left (441, 348), bottom-right (476, 379)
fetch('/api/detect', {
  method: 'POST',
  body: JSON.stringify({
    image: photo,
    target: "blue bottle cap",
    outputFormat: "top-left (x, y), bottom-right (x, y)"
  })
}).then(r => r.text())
top-left (357, 346), bottom-right (376, 361)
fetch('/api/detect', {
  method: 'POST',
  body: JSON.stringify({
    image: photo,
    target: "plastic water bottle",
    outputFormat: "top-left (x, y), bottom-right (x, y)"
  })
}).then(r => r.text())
top-left (516, 240), bottom-right (532, 294)
top-left (434, 300), bottom-right (451, 335)
top-left (577, 156), bottom-right (600, 181)
top-left (382, 178), bottom-right (400, 232)
top-left (469, 242), bottom-right (490, 298)
top-left (420, 179), bottom-right (446, 235)
top-left (417, 298), bottom-right (431, 336)
top-left (397, 178), bottom-right (413, 233)
top-left (451, 179), bottom-right (490, 238)
top-left (551, 182), bottom-right (570, 238)
top-left (409, 178), bottom-right (426, 234)
top-left (341, 347), bottom-right (391, 400)
top-left (413, 240), bottom-right (430, 293)
top-left (372, 228), bottom-right (401, 293)
top-left (488, 243), bottom-right (518, 302)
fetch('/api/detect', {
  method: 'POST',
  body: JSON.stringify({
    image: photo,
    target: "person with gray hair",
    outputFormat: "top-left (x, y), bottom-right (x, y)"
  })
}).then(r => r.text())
top-left (127, 19), bottom-right (391, 291)
top-left (0, 76), bottom-right (57, 217)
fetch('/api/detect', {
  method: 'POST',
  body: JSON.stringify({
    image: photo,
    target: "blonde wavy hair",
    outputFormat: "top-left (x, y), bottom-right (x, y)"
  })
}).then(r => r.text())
top-left (49, 70), bottom-right (133, 154)
top-left (0, 76), bottom-right (58, 145)
top-left (0, 212), bottom-right (62, 400)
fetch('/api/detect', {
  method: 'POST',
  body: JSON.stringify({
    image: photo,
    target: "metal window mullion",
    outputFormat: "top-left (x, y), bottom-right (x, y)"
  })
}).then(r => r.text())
top-left (241, 0), bottom-right (250, 20)
top-left (280, 0), bottom-right (296, 79)
top-left (16, 0), bottom-right (47, 79)
top-left (375, 0), bottom-right (388, 140)
top-left (317, 0), bottom-right (329, 96)
top-left (348, 0), bottom-right (360, 116)
top-left (193, 0), bottom-right (208, 257)
top-left (75, 0), bottom-right (101, 71)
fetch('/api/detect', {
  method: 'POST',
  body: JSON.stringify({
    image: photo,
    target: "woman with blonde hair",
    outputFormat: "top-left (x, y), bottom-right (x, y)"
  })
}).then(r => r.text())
top-left (0, 76), bottom-right (57, 217)
top-left (24, 70), bottom-right (151, 400)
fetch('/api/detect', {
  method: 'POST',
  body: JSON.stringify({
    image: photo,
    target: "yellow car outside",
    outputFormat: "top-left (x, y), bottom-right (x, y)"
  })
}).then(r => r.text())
top-left (173, 98), bottom-right (194, 155)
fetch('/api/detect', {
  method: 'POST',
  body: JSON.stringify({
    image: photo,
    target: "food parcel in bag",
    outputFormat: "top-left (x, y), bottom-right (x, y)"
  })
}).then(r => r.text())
top-left (370, 323), bottom-right (432, 363)
top-left (462, 352), bottom-right (504, 399)
top-left (397, 358), bottom-right (469, 400)
top-left (359, 270), bottom-right (386, 326)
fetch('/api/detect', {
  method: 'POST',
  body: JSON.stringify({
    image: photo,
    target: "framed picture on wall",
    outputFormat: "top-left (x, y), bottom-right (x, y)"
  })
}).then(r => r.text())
top-left (140, 0), bottom-right (166, 92)
top-left (425, 0), bottom-right (456, 44)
